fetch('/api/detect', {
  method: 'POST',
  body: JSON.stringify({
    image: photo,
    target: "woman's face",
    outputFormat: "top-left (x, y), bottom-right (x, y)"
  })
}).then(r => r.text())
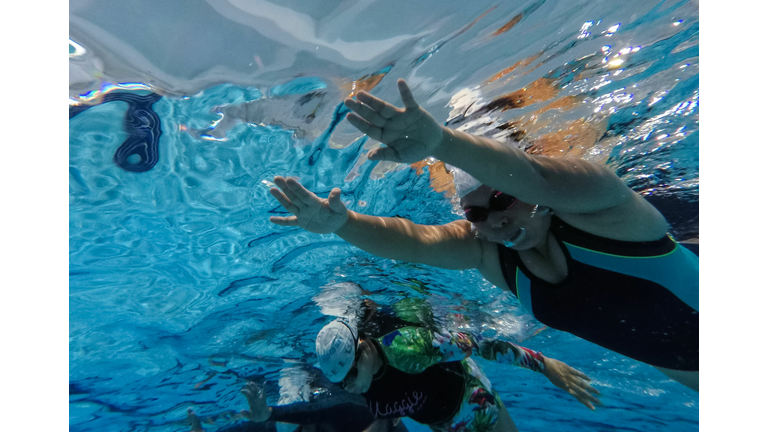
top-left (461, 185), bottom-right (552, 250)
top-left (340, 337), bottom-right (379, 394)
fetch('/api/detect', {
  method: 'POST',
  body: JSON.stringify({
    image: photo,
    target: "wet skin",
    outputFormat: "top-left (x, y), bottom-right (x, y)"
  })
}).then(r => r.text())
top-left (341, 337), bottom-right (383, 394)
top-left (460, 185), bottom-right (553, 251)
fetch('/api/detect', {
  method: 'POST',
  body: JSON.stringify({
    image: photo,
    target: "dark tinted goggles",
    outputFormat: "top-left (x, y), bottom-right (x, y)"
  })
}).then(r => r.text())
top-left (463, 191), bottom-right (518, 223)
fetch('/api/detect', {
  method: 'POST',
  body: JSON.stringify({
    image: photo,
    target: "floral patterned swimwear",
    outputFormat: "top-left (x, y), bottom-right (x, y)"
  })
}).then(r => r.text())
top-left (362, 326), bottom-right (545, 432)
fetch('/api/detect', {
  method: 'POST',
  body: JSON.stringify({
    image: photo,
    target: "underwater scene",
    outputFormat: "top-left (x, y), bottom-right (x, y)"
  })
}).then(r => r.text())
top-left (69, 0), bottom-right (699, 431)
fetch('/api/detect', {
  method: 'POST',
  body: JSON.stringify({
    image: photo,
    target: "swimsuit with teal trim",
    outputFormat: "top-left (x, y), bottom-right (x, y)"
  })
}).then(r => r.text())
top-left (497, 216), bottom-right (699, 371)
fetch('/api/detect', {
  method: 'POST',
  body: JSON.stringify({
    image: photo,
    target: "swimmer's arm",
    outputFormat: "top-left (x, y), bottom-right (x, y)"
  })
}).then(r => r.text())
top-left (475, 338), bottom-right (546, 373)
top-left (433, 128), bottom-right (640, 214)
top-left (430, 331), bottom-right (546, 372)
top-left (336, 213), bottom-right (483, 270)
top-left (240, 381), bottom-right (373, 428)
top-left (269, 176), bottom-right (482, 269)
top-left (380, 328), bottom-right (546, 376)
top-left (474, 338), bottom-right (602, 409)
top-left (381, 327), bottom-right (545, 373)
top-left (268, 401), bottom-right (374, 430)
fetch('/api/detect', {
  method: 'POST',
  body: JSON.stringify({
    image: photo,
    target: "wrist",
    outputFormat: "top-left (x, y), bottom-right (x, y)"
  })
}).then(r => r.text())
top-left (333, 210), bottom-right (355, 236)
top-left (252, 406), bottom-right (272, 423)
top-left (538, 354), bottom-right (549, 374)
top-left (432, 126), bottom-right (455, 162)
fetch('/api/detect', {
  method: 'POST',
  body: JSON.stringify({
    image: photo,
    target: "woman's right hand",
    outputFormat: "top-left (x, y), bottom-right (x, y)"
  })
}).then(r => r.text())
top-left (269, 176), bottom-right (349, 234)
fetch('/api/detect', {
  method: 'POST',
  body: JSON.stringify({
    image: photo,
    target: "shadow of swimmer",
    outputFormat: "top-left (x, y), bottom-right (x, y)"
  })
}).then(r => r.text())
top-left (70, 92), bottom-right (163, 173)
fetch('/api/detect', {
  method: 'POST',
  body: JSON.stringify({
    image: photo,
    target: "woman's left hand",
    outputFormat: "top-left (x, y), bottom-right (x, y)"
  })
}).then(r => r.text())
top-left (344, 79), bottom-right (444, 163)
top-left (542, 357), bottom-right (602, 410)
top-left (240, 382), bottom-right (272, 422)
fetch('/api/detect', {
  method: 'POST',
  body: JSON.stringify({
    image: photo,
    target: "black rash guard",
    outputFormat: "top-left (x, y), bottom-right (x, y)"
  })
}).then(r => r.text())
top-left (222, 391), bottom-right (409, 432)
top-left (361, 340), bottom-right (465, 425)
top-left (269, 397), bottom-right (374, 432)
top-left (498, 216), bottom-right (699, 371)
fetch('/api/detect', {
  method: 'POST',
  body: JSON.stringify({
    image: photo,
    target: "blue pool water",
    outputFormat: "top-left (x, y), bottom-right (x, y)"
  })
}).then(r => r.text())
top-left (69, 1), bottom-right (699, 431)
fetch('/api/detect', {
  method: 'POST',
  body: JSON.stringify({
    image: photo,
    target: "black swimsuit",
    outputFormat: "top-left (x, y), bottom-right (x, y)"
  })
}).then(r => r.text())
top-left (362, 340), bottom-right (465, 425)
top-left (498, 217), bottom-right (699, 371)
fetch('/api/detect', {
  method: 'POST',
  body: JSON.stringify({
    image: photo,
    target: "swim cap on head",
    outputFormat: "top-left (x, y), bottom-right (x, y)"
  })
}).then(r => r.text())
top-left (316, 318), bottom-right (358, 382)
top-left (446, 164), bottom-right (483, 199)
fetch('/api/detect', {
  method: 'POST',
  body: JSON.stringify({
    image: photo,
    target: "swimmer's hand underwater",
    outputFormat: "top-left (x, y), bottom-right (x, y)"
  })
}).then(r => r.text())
top-left (240, 382), bottom-right (272, 423)
top-left (344, 78), bottom-right (444, 163)
top-left (542, 357), bottom-right (602, 410)
top-left (269, 176), bottom-right (349, 234)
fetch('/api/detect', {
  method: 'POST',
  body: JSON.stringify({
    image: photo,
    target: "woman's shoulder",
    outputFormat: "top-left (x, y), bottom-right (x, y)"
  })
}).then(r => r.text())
top-left (554, 193), bottom-right (669, 242)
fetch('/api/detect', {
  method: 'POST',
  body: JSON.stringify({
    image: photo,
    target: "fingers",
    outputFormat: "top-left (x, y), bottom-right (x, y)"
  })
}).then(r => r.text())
top-left (578, 397), bottom-right (595, 411)
top-left (583, 381), bottom-right (600, 395)
top-left (269, 216), bottom-right (299, 226)
top-left (397, 79), bottom-right (419, 110)
top-left (580, 386), bottom-right (602, 405)
top-left (368, 147), bottom-right (400, 162)
top-left (570, 383), bottom-right (602, 410)
top-left (346, 113), bottom-right (383, 140)
top-left (284, 177), bottom-right (320, 206)
top-left (355, 91), bottom-right (400, 119)
top-left (570, 366), bottom-right (591, 381)
top-left (328, 188), bottom-right (347, 214)
top-left (273, 176), bottom-right (303, 206)
top-left (581, 392), bottom-right (602, 410)
top-left (567, 367), bottom-right (601, 408)
top-left (569, 388), bottom-right (593, 410)
top-left (569, 367), bottom-right (599, 395)
top-left (273, 176), bottom-right (318, 206)
top-left (241, 382), bottom-right (254, 396)
top-left (269, 188), bottom-right (299, 215)
top-left (274, 176), bottom-right (322, 208)
top-left (344, 98), bottom-right (388, 128)
top-left (241, 382), bottom-right (263, 398)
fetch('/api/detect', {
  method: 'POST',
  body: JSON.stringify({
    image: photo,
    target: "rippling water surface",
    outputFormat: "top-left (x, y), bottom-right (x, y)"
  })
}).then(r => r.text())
top-left (69, 1), bottom-right (699, 430)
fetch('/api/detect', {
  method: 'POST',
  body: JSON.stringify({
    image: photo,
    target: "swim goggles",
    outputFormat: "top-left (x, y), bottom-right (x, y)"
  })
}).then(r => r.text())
top-left (463, 190), bottom-right (518, 223)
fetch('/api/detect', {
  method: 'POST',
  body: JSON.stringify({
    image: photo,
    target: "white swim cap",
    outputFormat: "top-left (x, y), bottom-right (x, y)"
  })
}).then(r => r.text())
top-left (316, 318), bottom-right (358, 382)
top-left (445, 164), bottom-right (483, 198)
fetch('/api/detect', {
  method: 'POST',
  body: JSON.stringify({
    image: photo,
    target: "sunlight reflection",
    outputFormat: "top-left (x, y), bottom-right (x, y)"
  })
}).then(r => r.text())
top-left (70, 82), bottom-right (154, 105)
top-left (578, 21), bottom-right (593, 39)
top-left (604, 23), bottom-right (620, 37)
top-left (69, 39), bottom-right (87, 57)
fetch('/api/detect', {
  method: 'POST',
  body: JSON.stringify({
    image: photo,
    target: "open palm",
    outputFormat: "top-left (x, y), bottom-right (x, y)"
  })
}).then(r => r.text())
top-left (344, 79), bottom-right (444, 163)
top-left (269, 176), bottom-right (349, 234)
top-left (240, 382), bottom-right (271, 422)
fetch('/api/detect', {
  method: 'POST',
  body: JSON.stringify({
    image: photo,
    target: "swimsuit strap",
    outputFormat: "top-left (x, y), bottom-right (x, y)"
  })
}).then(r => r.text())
top-left (549, 216), bottom-right (676, 257)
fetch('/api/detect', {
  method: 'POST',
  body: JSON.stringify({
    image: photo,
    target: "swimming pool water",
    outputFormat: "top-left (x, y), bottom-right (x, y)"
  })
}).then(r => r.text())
top-left (69, 1), bottom-right (699, 430)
